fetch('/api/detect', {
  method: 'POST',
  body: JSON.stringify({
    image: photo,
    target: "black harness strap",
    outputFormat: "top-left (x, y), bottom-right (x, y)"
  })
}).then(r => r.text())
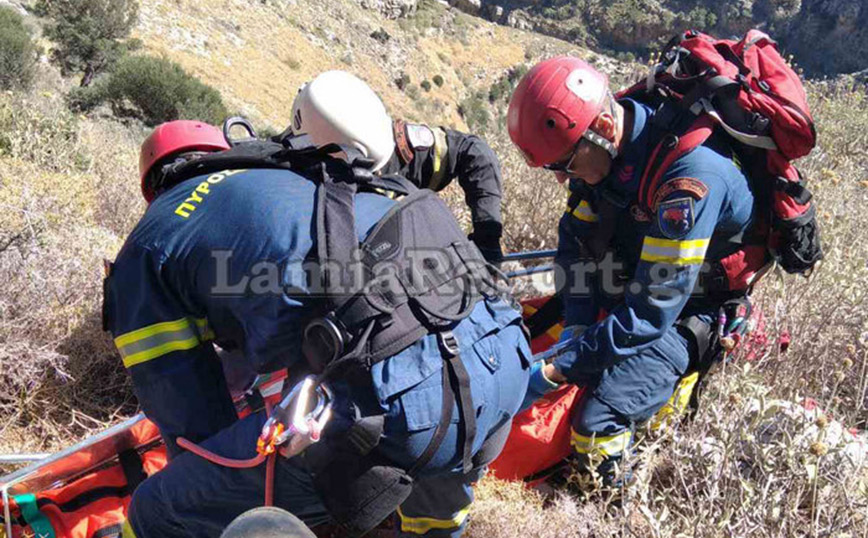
top-left (118, 448), bottom-right (147, 492)
top-left (92, 524), bottom-right (124, 538)
top-left (315, 163), bottom-right (362, 300)
top-left (440, 331), bottom-right (476, 474)
top-left (408, 360), bottom-right (454, 477)
top-left (408, 330), bottom-right (476, 476)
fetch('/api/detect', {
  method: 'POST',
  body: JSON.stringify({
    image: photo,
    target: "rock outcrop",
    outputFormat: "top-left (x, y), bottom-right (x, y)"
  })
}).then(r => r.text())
top-left (356, 0), bottom-right (418, 19)
top-left (449, 0), bottom-right (482, 16)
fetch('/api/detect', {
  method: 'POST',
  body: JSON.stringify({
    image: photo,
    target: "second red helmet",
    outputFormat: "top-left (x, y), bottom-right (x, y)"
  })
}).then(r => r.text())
top-left (507, 57), bottom-right (609, 168)
top-left (139, 120), bottom-right (230, 203)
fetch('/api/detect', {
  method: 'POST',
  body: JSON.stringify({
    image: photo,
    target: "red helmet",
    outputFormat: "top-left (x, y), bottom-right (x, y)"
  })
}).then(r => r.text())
top-left (507, 57), bottom-right (609, 168)
top-left (139, 120), bottom-right (230, 202)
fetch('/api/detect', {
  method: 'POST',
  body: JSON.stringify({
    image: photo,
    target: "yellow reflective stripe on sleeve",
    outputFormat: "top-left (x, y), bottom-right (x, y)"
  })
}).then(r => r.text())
top-left (567, 200), bottom-right (599, 223)
top-left (571, 428), bottom-right (632, 457)
top-left (370, 186), bottom-right (403, 200)
top-left (397, 506), bottom-right (470, 534)
top-left (121, 336), bottom-right (200, 369)
top-left (114, 318), bottom-right (194, 348)
top-left (639, 237), bottom-right (710, 265)
top-left (115, 317), bottom-right (212, 368)
top-left (429, 127), bottom-right (449, 191)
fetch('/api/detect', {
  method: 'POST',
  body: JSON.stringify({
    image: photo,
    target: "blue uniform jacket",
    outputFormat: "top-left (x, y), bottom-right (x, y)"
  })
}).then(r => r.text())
top-left (553, 99), bottom-right (756, 382)
top-left (103, 167), bottom-right (526, 458)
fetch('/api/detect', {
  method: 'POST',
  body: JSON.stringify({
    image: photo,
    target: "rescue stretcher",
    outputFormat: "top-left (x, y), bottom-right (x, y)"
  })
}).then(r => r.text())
top-left (0, 250), bottom-right (684, 538)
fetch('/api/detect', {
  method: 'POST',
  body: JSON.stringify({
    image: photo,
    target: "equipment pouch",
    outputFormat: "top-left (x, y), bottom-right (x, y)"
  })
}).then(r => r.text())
top-left (775, 205), bottom-right (823, 275)
top-left (310, 455), bottom-right (413, 537)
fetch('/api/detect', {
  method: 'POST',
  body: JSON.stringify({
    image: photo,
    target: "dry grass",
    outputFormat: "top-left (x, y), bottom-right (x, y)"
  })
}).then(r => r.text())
top-left (0, 69), bottom-right (144, 459)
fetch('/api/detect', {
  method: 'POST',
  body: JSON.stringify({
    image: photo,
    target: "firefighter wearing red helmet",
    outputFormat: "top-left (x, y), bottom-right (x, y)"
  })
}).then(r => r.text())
top-left (106, 119), bottom-right (529, 537)
top-left (509, 57), bottom-right (758, 484)
top-left (139, 120), bottom-right (231, 203)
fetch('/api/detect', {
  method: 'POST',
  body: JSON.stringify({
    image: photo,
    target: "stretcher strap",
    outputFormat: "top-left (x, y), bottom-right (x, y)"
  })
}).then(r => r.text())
top-left (14, 493), bottom-right (56, 538)
top-left (524, 296), bottom-right (563, 340)
top-left (118, 449), bottom-right (147, 492)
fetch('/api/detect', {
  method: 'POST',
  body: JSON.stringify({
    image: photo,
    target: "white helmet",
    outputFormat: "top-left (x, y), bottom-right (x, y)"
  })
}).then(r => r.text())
top-left (291, 70), bottom-right (395, 172)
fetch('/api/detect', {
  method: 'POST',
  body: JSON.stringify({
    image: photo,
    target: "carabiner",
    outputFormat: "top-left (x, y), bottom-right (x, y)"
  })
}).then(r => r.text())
top-left (256, 376), bottom-right (333, 456)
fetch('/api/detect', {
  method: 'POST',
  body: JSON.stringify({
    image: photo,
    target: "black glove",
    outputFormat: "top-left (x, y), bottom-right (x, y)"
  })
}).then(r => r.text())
top-left (468, 232), bottom-right (503, 266)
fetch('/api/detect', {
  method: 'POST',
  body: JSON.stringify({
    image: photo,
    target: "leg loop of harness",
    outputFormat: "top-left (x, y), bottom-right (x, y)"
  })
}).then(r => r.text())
top-left (407, 331), bottom-right (477, 477)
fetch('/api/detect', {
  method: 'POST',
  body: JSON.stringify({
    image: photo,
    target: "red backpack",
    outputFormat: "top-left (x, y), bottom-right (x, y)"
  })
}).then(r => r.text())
top-left (619, 29), bottom-right (822, 291)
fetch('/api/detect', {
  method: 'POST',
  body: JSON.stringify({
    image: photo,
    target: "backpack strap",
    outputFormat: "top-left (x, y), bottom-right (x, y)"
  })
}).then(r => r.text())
top-left (638, 115), bottom-right (715, 212)
top-left (160, 140), bottom-right (292, 188)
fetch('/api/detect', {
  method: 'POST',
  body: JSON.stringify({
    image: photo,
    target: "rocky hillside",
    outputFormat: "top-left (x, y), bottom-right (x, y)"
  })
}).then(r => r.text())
top-left (130, 0), bottom-right (628, 133)
top-left (442, 0), bottom-right (868, 77)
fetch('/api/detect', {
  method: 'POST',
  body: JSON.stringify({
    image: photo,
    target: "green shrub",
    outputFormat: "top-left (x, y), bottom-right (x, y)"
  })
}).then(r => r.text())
top-left (489, 64), bottom-right (529, 104)
top-left (432, 74), bottom-right (444, 87)
top-left (488, 79), bottom-right (509, 103)
top-left (35, 0), bottom-right (139, 87)
top-left (421, 80), bottom-right (432, 92)
top-left (282, 56), bottom-right (300, 70)
top-left (406, 84), bottom-right (420, 101)
top-left (73, 55), bottom-right (227, 126)
top-left (395, 72), bottom-right (411, 90)
top-left (0, 7), bottom-right (36, 91)
top-left (458, 93), bottom-right (490, 132)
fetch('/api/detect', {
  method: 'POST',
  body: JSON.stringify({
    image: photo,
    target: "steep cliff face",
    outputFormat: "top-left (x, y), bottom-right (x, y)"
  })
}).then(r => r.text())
top-left (777, 0), bottom-right (868, 75)
top-left (449, 0), bottom-right (868, 76)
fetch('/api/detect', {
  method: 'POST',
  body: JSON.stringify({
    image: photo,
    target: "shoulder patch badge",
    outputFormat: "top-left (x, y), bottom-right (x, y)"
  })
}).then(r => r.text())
top-left (652, 177), bottom-right (708, 210)
top-left (657, 197), bottom-right (695, 239)
top-left (406, 123), bottom-right (435, 149)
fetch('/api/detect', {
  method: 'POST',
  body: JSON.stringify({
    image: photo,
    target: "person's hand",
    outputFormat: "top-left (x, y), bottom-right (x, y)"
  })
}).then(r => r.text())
top-left (519, 360), bottom-right (562, 412)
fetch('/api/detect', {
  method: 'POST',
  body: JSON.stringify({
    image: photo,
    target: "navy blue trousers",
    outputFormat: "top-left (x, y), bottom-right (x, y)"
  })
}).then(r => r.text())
top-left (126, 324), bottom-right (529, 538)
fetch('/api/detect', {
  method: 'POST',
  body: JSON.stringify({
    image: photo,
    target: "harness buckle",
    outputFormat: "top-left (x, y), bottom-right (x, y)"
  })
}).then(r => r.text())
top-left (437, 331), bottom-right (460, 358)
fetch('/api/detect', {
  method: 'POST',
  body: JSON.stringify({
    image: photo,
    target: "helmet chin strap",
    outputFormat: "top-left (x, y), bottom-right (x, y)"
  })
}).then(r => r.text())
top-left (582, 129), bottom-right (619, 160)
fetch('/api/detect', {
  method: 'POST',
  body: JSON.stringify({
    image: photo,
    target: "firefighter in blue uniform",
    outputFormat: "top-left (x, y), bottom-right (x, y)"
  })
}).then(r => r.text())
top-left (291, 70), bottom-right (505, 265)
top-left (508, 57), bottom-right (756, 480)
top-left (105, 108), bottom-right (529, 536)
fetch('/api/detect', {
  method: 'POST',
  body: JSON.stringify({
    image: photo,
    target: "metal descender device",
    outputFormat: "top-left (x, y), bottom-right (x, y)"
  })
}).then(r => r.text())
top-left (257, 376), bottom-right (333, 458)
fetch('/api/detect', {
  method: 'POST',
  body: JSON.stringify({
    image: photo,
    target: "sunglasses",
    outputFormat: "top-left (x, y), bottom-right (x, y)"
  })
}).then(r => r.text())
top-left (543, 140), bottom-right (583, 173)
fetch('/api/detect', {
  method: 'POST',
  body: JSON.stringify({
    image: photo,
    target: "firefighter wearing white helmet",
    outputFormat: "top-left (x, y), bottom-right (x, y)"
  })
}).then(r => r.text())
top-left (292, 70), bottom-right (505, 264)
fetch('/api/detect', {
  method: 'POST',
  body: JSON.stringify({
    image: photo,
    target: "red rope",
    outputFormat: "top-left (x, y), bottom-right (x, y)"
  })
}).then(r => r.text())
top-left (265, 452), bottom-right (276, 507)
top-left (176, 437), bottom-right (277, 506)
